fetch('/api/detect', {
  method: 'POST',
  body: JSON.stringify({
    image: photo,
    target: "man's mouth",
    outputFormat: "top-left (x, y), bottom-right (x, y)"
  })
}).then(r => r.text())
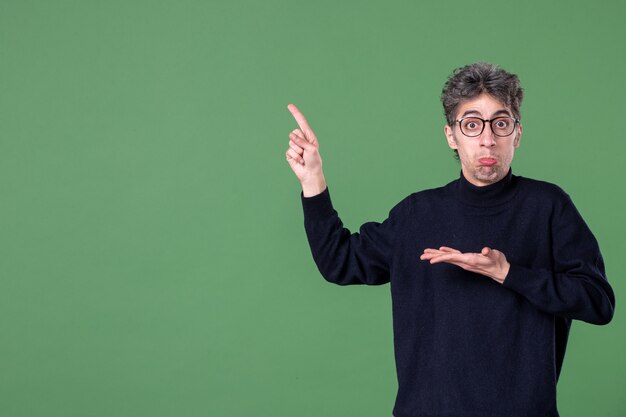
top-left (478, 157), bottom-right (498, 166)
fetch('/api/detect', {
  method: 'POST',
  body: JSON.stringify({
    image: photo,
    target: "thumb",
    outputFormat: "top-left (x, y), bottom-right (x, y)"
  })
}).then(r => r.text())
top-left (481, 247), bottom-right (492, 257)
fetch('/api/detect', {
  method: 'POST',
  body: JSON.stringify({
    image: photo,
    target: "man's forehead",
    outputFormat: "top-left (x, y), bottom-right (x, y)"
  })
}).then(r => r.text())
top-left (459, 108), bottom-right (513, 118)
top-left (455, 94), bottom-right (513, 118)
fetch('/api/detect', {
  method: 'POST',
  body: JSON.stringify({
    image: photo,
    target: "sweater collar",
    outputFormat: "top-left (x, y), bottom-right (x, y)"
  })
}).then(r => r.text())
top-left (456, 168), bottom-right (517, 207)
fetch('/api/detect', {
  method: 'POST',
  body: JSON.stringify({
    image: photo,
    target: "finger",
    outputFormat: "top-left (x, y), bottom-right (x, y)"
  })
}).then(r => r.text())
top-left (286, 150), bottom-right (298, 166)
top-left (428, 253), bottom-right (480, 265)
top-left (482, 247), bottom-right (505, 262)
top-left (428, 256), bottom-right (487, 274)
top-left (290, 129), bottom-right (305, 141)
top-left (286, 156), bottom-right (304, 171)
top-left (289, 132), bottom-right (306, 147)
top-left (291, 134), bottom-right (317, 152)
top-left (428, 254), bottom-right (465, 264)
top-left (439, 246), bottom-right (462, 253)
top-left (422, 248), bottom-right (444, 254)
top-left (422, 247), bottom-right (460, 257)
top-left (287, 104), bottom-right (311, 132)
top-left (289, 139), bottom-right (304, 155)
top-left (287, 104), bottom-right (318, 144)
top-left (421, 248), bottom-right (452, 259)
top-left (421, 255), bottom-right (456, 263)
top-left (427, 256), bottom-right (473, 271)
top-left (480, 246), bottom-right (503, 262)
top-left (286, 151), bottom-right (301, 168)
top-left (286, 148), bottom-right (305, 165)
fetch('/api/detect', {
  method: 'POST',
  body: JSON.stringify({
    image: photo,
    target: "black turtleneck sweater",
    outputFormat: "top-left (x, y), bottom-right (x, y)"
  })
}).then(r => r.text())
top-left (300, 170), bottom-right (614, 417)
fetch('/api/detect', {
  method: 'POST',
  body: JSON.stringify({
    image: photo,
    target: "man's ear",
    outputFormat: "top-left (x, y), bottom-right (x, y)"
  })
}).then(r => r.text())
top-left (444, 125), bottom-right (457, 150)
top-left (514, 123), bottom-right (522, 148)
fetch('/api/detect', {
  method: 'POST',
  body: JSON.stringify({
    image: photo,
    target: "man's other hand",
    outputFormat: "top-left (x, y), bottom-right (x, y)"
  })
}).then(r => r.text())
top-left (420, 246), bottom-right (511, 284)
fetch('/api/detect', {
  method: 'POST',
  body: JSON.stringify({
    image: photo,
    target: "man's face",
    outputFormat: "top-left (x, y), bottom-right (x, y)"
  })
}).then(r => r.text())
top-left (444, 93), bottom-right (522, 187)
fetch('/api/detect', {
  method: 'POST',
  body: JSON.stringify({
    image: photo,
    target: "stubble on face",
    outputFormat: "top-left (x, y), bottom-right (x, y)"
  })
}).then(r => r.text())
top-left (474, 166), bottom-right (504, 184)
top-left (451, 131), bottom-right (511, 186)
top-left (470, 153), bottom-right (505, 185)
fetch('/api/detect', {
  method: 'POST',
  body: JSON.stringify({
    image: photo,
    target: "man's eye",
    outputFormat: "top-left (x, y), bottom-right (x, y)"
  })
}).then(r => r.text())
top-left (467, 122), bottom-right (478, 129)
top-left (495, 120), bottom-right (509, 128)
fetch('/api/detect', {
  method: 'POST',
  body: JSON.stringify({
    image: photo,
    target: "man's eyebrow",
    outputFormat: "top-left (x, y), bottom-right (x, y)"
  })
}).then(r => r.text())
top-left (460, 109), bottom-right (513, 118)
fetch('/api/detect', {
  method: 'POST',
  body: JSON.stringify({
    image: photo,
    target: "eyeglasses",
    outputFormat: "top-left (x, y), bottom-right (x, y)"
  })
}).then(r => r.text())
top-left (456, 116), bottom-right (519, 137)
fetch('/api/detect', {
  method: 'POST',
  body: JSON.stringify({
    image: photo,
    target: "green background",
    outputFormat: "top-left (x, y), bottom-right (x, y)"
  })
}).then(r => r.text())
top-left (1, 0), bottom-right (624, 416)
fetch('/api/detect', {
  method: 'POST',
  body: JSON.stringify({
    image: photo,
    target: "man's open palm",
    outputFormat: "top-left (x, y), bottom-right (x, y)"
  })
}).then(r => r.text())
top-left (420, 246), bottom-right (511, 283)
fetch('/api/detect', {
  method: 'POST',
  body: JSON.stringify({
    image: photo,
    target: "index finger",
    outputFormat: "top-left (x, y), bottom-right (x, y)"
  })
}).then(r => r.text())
top-left (287, 103), bottom-right (317, 143)
top-left (438, 246), bottom-right (462, 253)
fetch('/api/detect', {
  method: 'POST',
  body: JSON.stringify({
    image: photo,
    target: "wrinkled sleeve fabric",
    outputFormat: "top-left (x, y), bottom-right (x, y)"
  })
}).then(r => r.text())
top-left (301, 187), bottom-right (396, 286)
top-left (503, 194), bottom-right (615, 325)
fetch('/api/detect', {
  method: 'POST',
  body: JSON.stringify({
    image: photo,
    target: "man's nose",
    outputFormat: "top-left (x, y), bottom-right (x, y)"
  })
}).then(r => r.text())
top-left (479, 123), bottom-right (496, 147)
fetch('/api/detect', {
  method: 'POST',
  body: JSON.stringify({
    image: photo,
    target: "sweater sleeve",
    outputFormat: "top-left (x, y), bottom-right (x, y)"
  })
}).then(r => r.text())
top-left (503, 195), bottom-right (615, 325)
top-left (301, 187), bottom-right (396, 286)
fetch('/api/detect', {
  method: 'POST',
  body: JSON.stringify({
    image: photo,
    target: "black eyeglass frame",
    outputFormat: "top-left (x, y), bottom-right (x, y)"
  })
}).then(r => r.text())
top-left (455, 116), bottom-right (520, 137)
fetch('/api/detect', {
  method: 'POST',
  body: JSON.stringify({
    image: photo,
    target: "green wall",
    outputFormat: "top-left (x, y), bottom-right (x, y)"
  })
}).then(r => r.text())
top-left (1, 0), bottom-right (624, 416)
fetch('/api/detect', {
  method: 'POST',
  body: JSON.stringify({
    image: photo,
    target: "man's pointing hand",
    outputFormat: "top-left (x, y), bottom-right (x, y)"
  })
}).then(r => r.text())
top-left (285, 104), bottom-right (326, 197)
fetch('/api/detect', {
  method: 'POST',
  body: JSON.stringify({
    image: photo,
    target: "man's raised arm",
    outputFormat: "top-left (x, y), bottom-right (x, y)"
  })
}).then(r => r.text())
top-left (284, 104), bottom-right (396, 286)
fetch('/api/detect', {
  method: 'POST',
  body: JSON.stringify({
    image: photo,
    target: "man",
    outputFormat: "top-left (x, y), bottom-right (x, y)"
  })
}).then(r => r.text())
top-left (284, 62), bottom-right (614, 417)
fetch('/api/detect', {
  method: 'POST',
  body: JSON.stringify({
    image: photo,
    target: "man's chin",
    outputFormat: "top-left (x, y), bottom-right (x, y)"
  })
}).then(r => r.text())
top-left (474, 167), bottom-right (502, 184)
